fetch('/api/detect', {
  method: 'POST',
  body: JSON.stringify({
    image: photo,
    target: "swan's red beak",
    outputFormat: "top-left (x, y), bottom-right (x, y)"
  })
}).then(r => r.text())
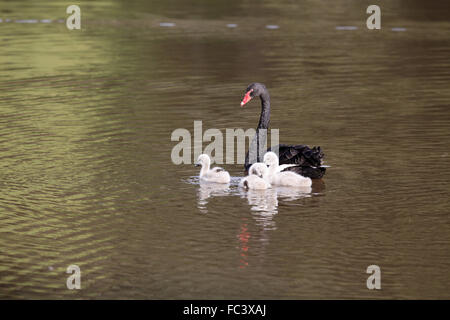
top-left (240, 89), bottom-right (253, 107)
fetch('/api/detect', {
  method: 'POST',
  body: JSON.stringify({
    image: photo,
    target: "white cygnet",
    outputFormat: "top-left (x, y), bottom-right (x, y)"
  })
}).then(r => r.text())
top-left (239, 163), bottom-right (271, 190)
top-left (196, 154), bottom-right (231, 184)
top-left (263, 152), bottom-right (312, 187)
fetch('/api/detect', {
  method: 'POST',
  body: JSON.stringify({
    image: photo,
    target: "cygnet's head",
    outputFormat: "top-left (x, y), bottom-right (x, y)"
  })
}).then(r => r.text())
top-left (263, 152), bottom-right (279, 167)
top-left (195, 154), bottom-right (211, 167)
top-left (249, 163), bottom-right (268, 178)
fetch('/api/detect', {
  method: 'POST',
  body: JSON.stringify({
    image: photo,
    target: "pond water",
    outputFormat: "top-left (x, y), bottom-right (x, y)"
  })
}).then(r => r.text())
top-left (0, 0), bottom-right (449, 299)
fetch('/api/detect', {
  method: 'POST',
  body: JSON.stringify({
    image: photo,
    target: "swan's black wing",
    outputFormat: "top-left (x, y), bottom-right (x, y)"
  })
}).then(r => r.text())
top-left (277, 144), bottom-right (323, 167)
top-left (276, 144), bottom-right (326, 179)
top-left (281, 164), bottom-right (326, 179)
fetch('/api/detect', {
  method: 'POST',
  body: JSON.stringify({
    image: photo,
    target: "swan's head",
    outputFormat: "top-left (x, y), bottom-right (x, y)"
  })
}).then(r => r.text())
top-left (240, 82), bottom-right (267, 107)
top-left (195, 154), bottom-right (211, 167)
top-left (249, 163), bottom-right (268, 178)
top-left (263, 152), bottom-right (279, 167)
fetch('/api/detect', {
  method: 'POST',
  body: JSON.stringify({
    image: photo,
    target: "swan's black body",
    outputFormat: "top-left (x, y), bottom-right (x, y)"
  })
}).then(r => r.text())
top-left (242, 83), bottom-right (326, 179)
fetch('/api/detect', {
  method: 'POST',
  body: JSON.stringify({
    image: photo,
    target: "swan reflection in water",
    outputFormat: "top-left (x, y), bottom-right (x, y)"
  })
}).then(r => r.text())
top-left (239, 186), bottom-right (312, 229)
top-left (237, 186), bottom-right (312, 268)
top-left (193, 178), bottom-right (319, 268)
top-left (197, 180), bottom-right (231, 213)
top-left (195, 176), bottom-right (316, 217)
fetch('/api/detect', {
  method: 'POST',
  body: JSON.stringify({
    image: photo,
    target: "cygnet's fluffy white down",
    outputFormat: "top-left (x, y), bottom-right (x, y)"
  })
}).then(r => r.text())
top-left (202, 167), bottom-right (231, 183)
top-left (239, 175), bottom-right (271, 190)
top-left (268, 170), bottom-right (312, 187)
top-left (263, 152), bottom-right (312, 187)
top-left (239, 163), bottom-right (271, 190)
top-left (196, 154), bottom-right (230, 184)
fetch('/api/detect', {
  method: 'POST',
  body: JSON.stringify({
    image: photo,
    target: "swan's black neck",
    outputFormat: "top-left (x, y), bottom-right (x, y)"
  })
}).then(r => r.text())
top-left (254, 91), bottom-right (270, 164)
top-left (257, 92), bottom-right (270, 129)
top-left (244, 86), bottom-right (271, 170)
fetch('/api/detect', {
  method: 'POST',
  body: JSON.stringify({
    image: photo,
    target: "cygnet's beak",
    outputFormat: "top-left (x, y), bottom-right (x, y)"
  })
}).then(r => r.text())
top-left (194, 163), bottom-right (201, 167)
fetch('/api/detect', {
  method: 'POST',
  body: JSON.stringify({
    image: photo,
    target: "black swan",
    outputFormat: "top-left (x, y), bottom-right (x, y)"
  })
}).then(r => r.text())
top-left (240, 82), bottom-right (326, 179)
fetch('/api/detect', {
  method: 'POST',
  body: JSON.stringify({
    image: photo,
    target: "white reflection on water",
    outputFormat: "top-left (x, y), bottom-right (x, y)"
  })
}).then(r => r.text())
top-left (242, 188), bottom-right (278, 231)
top-left (190, 175), bottom-right (316, 267)
top-left (197, 181), bottom-right (231, 213)
top-left (159, 22), bottom-right (176, 27)
top-left (192, 175), bottom-right (313, 216)
top-left (237, 186), bottom-right (312, 268)
top-left (246, 188), bottom-right (279, 212)
top-left (239, 186), bottom-right (312, 229)
top-left (335, 26), bottom-right (358, 30)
